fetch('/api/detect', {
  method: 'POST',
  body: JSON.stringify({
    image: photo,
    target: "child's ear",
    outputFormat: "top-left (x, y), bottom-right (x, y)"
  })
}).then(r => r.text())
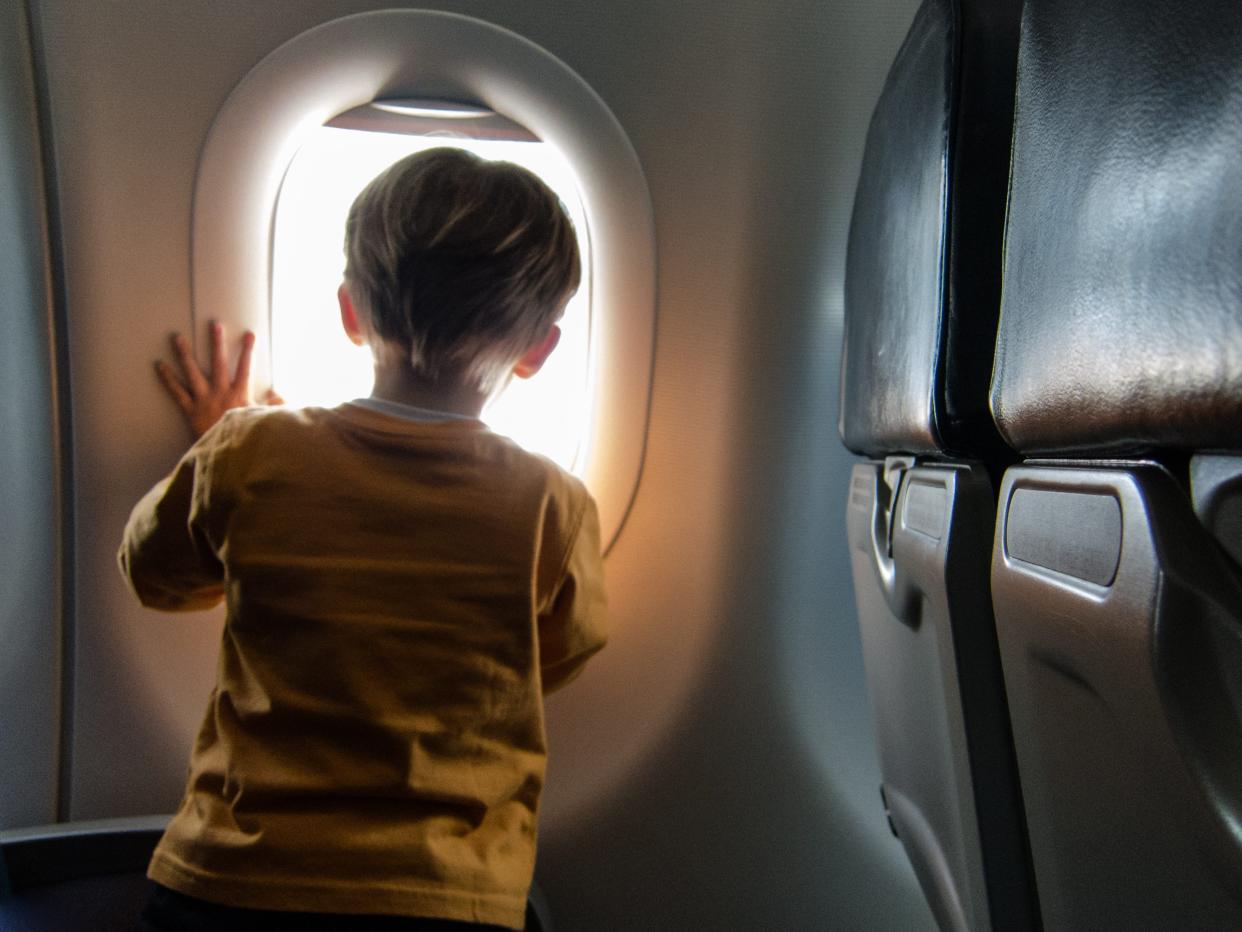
top-left (513, 325), bottom-right (562, 380)
top-left (338, 283), bottom-right (366, 346)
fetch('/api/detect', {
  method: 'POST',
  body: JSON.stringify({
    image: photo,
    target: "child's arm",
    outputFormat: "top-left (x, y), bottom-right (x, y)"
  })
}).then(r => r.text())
top-left (538, 496), bottom-right (608, 694)
top-left (118, 441), bottom-right (225, 612)
top-left (119, 321), bottom-right (271, 610)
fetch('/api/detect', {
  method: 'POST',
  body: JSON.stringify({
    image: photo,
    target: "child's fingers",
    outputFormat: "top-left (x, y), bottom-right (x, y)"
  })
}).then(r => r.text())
top-left (170, 333), bottom-right (209, 396)
top-left (155, 360), bottom-right (194, 412)
top-left (232, 330), bottom-right (256, 392)
top-left (263, 387), bottom-right (284, 406)
top-left (209, 320), bottom-right (229, 387)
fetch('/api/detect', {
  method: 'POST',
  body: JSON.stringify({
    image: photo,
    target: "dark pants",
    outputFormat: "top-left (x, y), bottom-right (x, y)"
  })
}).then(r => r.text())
top-left (138, 883), bottom-right (514, 932)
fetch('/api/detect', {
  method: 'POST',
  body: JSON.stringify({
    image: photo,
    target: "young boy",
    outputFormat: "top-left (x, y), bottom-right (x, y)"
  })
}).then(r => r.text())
top-left (120, 147), bottom-right (607, 931)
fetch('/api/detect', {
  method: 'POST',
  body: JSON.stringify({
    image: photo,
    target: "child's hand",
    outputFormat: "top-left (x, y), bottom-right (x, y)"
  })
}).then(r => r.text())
top-left (156, 320), bottom-right (284, 439)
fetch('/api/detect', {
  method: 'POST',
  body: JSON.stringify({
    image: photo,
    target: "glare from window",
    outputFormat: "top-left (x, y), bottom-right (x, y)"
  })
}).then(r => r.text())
top-left (271, 125), bottom-right (592, 472)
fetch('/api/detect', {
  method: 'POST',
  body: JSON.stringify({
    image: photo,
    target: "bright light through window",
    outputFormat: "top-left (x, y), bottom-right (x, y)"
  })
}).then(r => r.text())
top-left (271, 121), bottom-right (592, 472)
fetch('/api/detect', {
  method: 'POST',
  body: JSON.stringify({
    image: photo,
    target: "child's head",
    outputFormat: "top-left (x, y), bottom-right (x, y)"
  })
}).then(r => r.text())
top-left (342, 146), bottom-right (581, 394)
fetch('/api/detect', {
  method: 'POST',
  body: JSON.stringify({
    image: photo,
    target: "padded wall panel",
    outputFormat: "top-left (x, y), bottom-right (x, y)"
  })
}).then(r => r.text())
top-left (0, 0), bottom-right (63, 830)
top-left (992, 0), bottom-right (1242, 455)
top-left (840, 0), bottom-right (1020, 458)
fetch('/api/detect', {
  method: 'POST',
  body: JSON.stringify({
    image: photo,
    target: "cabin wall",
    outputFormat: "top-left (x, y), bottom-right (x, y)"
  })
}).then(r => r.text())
top-left (27, 0), bottom-right (933, 927)
top-left (1, 0), bottom-right (63, 830)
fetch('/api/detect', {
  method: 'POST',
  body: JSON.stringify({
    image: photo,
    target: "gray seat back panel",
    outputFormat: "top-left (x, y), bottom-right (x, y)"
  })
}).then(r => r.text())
top-left (848, 461), bottom-right (1036, 932)
top-left (992, 464), bottom-right (1242, 930)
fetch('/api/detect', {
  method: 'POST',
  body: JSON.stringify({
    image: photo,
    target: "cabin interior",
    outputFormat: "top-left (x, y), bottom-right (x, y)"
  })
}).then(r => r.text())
top-left (2, 0), bottom-right (1240, 929)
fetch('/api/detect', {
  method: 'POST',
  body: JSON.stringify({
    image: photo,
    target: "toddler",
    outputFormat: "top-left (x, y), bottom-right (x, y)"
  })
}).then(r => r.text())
top-left (121, 147), bottom-right (607, 931)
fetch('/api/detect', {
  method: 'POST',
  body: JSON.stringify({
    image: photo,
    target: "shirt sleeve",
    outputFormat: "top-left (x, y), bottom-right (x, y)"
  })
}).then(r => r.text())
top-left (538, 494), bottom-right (608, 695)
top-left (117, 433), bottom-right (227, 612)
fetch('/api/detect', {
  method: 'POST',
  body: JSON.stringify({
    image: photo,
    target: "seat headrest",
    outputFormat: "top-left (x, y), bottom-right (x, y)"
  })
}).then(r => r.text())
top-left (840, 0), bottom-right (1022, 459)
top-left (991, 0), bottom-right (1242, 455)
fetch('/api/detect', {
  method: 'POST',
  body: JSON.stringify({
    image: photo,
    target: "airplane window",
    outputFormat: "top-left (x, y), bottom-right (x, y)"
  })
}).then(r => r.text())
top-left (190, 8), bottom-right (655, 548)
top-left (270, 102), bottom-right (593, 472)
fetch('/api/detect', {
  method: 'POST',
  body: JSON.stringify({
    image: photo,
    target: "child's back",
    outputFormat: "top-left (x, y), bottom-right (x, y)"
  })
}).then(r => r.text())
top-left (122, 147), bottom-right (605, 930)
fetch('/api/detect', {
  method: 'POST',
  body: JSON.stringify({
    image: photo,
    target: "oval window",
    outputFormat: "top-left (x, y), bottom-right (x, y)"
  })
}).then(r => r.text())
top-left (191, 9), bottom-right (655, 547)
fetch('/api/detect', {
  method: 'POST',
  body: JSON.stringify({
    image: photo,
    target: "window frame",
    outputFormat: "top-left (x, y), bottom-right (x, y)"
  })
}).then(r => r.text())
top-left (190, 10), bottom-right (655, 550)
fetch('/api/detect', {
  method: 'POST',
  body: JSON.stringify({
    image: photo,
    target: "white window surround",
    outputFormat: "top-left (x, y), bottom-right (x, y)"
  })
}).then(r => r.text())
top-left (190, 9), bottom-right (656, 552)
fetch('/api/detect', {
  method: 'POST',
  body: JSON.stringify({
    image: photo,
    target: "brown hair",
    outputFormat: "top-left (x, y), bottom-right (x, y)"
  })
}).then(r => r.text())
top-left (343, 146), bottom-right (581, 392)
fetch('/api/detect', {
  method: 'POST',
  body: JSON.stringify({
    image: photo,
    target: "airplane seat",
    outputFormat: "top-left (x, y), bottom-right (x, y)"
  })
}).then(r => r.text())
top-left (838, 0), bottom-right (1036, 929)
top-left (989, 0), bottom-right (1242, 928)
top-left (0, 819), bottom-right (554, 930)
top-left (0, 818), bottom-right (165, 932)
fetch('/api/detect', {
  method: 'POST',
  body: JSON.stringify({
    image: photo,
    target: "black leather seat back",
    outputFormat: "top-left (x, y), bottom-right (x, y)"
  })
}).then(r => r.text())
top-left (992, 0), bottom-right (1242, 456)
top-left (839, 2), bottom-right (1034, 929)
top-left (841, 0), bottom-right (1017, 459)
top-left (990, 1), bottom-right (1242, 927)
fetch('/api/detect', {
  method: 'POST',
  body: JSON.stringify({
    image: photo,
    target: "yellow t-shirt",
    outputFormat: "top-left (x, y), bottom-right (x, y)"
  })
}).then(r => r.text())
top-left (118, 402), bottom-right (607, 928)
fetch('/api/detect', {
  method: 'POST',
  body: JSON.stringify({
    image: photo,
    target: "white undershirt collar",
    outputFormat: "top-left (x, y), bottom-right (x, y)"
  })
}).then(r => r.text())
top-left (349, 396), bottom-right (475, 423)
